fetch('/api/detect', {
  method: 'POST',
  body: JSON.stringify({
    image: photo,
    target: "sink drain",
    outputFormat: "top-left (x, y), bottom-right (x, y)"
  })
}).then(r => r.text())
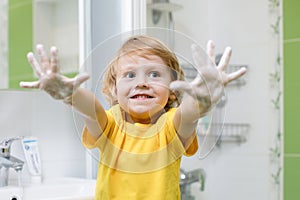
top-left (10, 195), bottom-right (21, 200)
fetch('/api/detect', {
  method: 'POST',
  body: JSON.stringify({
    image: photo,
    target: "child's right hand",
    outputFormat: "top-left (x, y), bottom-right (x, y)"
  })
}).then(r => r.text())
top-left (20, 44), bottom-right (90, 103)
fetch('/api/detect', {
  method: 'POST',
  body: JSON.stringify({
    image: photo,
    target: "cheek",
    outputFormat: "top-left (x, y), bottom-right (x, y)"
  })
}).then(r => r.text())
top-left (157, 87), bottom-right (171, 102)
top-left (116, 81), bottom-right (131, 99)
top-left (116, 77), bottom-right (135, 90)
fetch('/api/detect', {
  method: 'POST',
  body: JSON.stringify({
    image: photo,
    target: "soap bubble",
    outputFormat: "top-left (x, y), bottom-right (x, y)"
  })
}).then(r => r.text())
top-left (72, 27), bottom-right (226, 173)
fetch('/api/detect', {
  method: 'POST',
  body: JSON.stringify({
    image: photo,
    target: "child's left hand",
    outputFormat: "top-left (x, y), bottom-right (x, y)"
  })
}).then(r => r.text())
top-left (170, 40), bottom-right (247, 110)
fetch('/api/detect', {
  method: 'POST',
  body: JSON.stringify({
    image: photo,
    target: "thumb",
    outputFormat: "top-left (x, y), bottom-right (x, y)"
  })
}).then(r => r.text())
top-left (169, 80), bottom-right (193, 96)
top-left (72, 73), bottom-right (90, 87)
top-left (19, 81), bottom-right (40, 88)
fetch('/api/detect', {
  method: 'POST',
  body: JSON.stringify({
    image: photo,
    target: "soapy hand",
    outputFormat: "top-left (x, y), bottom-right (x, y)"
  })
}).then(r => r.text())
top-left (19, 44), bottom-right (89, 103)
top-left (170, 40), bottom-right (247, 111)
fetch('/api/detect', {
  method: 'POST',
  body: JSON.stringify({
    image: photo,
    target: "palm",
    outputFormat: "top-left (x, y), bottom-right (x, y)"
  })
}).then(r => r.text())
top-left (20, 45), bottom-right (89, 100)
top-left (170, 40), bottom-right (246, 109)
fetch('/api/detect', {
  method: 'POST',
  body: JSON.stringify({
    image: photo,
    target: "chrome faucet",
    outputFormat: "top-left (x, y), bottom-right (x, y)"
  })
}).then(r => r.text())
top-left (0, 137), bottom-right (24, 187)
top-left (180, 168), bottom-right (206, 200)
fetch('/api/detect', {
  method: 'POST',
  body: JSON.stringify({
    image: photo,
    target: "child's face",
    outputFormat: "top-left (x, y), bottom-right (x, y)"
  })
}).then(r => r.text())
top-left (116, 54), bottom-right (174, 123)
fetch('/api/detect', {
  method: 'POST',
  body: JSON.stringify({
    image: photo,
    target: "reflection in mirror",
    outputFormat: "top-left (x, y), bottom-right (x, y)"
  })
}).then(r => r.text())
top-left (1, 0), bottom-right (79, 90)
top-left (6, 0), bottom-right (34, 90)
top-left (34, 0), bottom-right (79, 74)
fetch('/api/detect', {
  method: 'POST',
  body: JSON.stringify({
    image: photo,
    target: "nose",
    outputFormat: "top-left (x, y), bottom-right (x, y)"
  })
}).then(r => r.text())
top-left (136, 81), bottom-right (149, 88)
top-left (135, 74), bottom-right (149, 88)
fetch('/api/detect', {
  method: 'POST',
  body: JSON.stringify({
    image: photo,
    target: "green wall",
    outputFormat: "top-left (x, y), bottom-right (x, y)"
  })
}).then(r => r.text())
top-left (283, 1), bottom-right (300, 199)
top-left (8, 0), bottom-right (35, 89)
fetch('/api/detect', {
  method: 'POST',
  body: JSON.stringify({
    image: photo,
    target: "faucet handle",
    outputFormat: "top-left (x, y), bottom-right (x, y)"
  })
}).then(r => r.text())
top-left (0, 136), bottom-right (24, 158)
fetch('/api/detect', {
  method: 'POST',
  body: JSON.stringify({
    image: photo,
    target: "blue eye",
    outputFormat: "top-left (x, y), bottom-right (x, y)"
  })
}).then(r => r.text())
top-left (125, 72), bottom-right (135, 78)
top-left (149, 71), bottom-right (160, 78)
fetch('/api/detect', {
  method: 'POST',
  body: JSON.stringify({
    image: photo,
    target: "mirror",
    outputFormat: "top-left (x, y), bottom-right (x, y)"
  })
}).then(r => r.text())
top-left (0, 0), bottom-right (79, 90)
top-left (33, 0), bottom-right (79, 74)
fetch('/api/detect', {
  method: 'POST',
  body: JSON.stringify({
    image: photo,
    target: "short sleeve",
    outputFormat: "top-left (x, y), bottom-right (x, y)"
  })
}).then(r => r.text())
top-left (82, 109), bottom-right (114, 149)
top-left (183, 133), bottom-right (198, 156)
top-left (166, 108), bottom-right (198, 157)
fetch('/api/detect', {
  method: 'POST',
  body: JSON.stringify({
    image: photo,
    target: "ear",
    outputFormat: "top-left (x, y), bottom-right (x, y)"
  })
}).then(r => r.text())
top-left (169, 92), bottom-right (177, 101)
top-left (110, 86), bottom-right (118, 105)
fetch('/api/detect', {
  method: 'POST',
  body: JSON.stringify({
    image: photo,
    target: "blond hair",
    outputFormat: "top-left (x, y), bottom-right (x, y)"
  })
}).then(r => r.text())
top-left (102, 35), bottom-right (184, 111)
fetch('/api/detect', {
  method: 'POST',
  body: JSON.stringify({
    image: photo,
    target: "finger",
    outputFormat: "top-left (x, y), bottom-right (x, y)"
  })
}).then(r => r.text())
top-left (67, 73), bottom-right (90, 89)
top-left (27, 52), bottom-right (43, 77)
top-left (191, 44), bottom-right (206, 69)
top-left (36, 44), bottom-right (49, 69)
top-left (50, 46), bottom-right (59, 73)
top-left (73, 73), bottom-right (90, 87)
top-left (19, 81), bottom-right (40, 88)
top-left (227, 67), bottom-right (247, 82)
top-left (217, 47), bottom-right (232, 71)
top-left (190, 74), bottom-right (203, 86)
top-left (206, 40), bottom-right (215, 63)
top-left (169, 80), bottom-right (193, 95)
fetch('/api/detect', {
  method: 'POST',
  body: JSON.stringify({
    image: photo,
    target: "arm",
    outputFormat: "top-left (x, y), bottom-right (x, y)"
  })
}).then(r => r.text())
top-left (20, 44), bottom-right (107, 140)
top-left (71, 88), bottom-right (107, 139)
top-left (171, 41), bottom-right (247, 140)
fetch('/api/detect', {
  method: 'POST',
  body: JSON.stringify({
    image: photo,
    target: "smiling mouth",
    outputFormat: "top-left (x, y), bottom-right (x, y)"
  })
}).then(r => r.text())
top-left (130, 94), bottom-right (154, 99)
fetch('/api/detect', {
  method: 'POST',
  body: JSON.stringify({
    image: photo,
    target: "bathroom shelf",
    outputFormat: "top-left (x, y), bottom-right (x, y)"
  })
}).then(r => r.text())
top-left (197, 122), bottom-right (250, 145)
top-left (147, 2), bottom-right (183, 12)
top-left (226, 64), bottom-right (248, 87)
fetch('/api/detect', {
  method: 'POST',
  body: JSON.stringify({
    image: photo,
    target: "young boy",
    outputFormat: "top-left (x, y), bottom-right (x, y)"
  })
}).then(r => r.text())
top-left (20, 35), bottom-right (246, 199)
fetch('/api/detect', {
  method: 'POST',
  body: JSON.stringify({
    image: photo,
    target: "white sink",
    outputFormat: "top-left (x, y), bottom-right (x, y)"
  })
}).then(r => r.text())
top-left (0, 186), bottom-right (22, 200)
top-left (0, 177), bottom-right (96, 200)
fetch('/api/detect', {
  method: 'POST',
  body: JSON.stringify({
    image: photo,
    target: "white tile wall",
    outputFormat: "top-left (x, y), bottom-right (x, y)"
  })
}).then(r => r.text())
top-left (0, 90), bottom-right (86, 184)
top-left (170, 0), bottom-right (278, 199)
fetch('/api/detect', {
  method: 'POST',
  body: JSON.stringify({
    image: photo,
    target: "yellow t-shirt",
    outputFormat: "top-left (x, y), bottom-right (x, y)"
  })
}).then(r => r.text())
top-left (82, 105), bottom-right (198, 200)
